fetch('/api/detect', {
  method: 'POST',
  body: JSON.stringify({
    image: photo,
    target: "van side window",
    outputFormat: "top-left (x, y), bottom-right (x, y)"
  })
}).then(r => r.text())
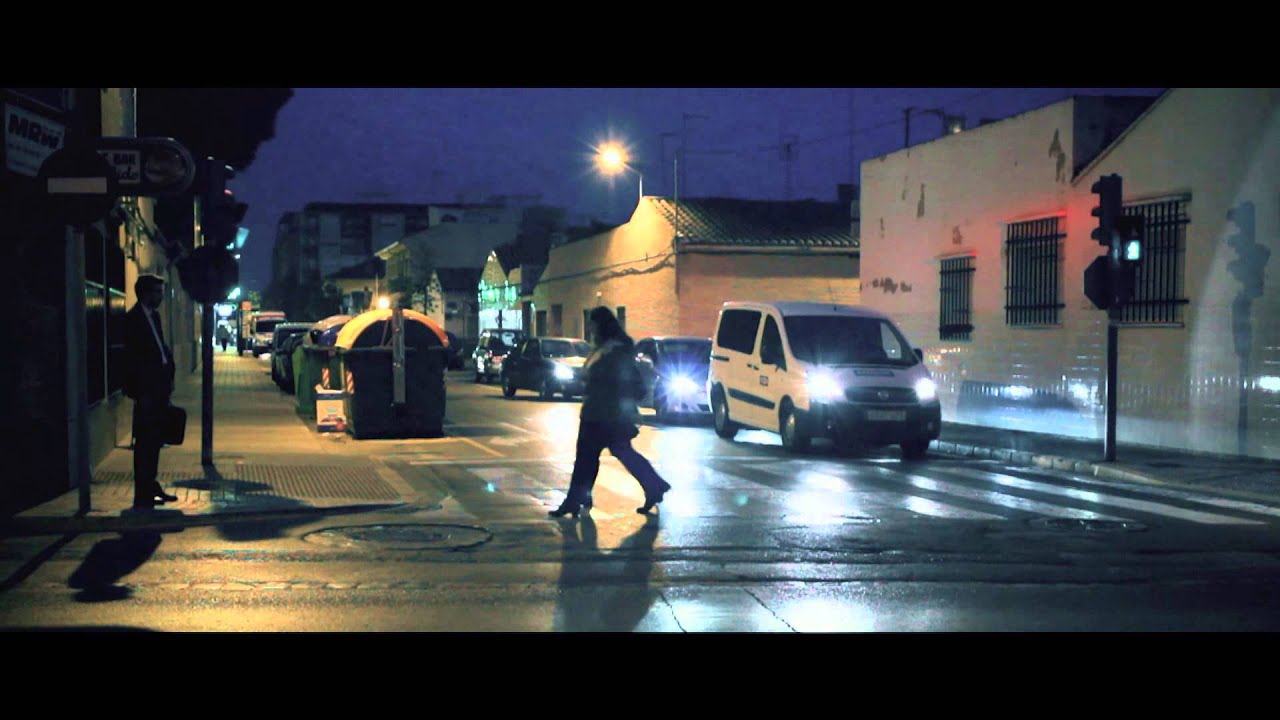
top-left (879, 323), bottom-right (903, 360)
top-left (717, 309), bottom-right (762, 354)
top-left (761, 316), bottom-right (785, 369)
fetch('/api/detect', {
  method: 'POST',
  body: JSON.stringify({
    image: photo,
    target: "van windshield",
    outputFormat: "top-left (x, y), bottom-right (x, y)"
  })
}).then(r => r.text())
top-left (256, 319), bottom-right (285, 335)
top-left (660, 339), bottom-right (712, 363)
top-left (783, 316), bottom-right (918, 367)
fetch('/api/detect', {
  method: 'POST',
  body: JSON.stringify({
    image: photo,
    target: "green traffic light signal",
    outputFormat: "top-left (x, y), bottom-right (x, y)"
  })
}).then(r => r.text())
top-left (1124, 239), bottom-right (1141, 262)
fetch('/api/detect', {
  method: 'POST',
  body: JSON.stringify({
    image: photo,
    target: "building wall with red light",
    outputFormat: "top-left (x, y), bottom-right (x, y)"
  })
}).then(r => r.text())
top-left (860, 88), bottom-right (1280, 460)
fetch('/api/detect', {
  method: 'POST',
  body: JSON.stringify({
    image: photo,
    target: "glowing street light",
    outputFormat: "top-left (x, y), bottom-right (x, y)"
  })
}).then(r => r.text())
top-left (595, 141), bottom-right (643, 200)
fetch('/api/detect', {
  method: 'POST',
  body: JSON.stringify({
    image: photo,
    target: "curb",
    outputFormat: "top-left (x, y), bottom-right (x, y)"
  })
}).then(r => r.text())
top-left (0, 502), bottom-right (407, 538)
top-left (929, 439), bottom-right (1165, 486)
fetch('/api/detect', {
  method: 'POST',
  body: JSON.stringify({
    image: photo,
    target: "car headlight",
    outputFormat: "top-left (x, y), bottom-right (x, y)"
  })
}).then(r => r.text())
top-left (553, 363), bottom-right (574, 380)
top-left (807, 371), bottom-right (844, 402)
top-left (915, 377), bottom-right (938, 402)
top-left (667, 375), bottom-right (700, 396)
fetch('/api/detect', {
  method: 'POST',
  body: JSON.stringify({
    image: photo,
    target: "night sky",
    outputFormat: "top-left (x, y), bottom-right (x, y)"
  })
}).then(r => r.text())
top-left (231, 87), bottom-right (1166, 292)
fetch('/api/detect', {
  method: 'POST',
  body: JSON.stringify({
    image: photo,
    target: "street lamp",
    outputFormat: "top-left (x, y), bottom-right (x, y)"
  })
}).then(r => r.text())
top-left (595, 141), bottom-right (644, 201)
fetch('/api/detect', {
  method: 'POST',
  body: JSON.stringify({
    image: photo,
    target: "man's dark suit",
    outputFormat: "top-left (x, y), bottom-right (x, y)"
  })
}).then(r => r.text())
top-left (124, 302), bottom-right (175, 506)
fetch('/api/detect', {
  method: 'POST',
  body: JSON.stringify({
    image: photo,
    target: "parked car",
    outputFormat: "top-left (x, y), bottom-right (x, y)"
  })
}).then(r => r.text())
top-left (472, 328), bottom-right (526, 383)
top-left (634, 336), bottom-right (713, 421)
top-left (270, 322), bottom-right (314, 388)
top-left (707, 301), bottom-right (941, 458)
top-left (501, 336), bottom-right (591, 400)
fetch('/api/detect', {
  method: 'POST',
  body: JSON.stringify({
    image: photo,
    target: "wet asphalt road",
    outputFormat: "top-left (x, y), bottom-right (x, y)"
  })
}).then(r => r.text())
top-left (3, 371), bottom-right (1280, 631)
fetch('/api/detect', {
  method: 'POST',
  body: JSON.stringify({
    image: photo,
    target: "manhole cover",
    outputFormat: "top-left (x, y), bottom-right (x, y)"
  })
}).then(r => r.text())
top-left (1029, 517), bottom-right (1147, 533)
top-left (302, 523), bottom-right (492, 550)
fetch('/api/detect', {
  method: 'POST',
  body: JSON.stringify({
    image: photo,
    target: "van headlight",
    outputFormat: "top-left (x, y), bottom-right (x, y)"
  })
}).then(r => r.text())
top-left (807, 371), bottom-right (844, 402)
top-left (553, 363), bottom-right (574, 380)
top-left (915, 378), bottom-right (938, 402)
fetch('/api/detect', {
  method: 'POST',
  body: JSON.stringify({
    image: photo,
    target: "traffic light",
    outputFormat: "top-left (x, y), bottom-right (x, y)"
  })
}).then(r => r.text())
top-left (181, 156), bottom-right (243, 304)
top-left (1091, 174), bottom-right (1122, 247)
top-left (201, 158), bottom-right (248, 250)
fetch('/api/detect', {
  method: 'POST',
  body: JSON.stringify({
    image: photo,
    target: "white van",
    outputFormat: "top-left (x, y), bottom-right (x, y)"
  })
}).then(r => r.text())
top-left (707, 301), bottom-right (941, 458)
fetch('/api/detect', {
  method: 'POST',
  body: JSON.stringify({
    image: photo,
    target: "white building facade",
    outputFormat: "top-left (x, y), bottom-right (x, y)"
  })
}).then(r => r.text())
top-left (859, 88), bottom-right (1280, 460)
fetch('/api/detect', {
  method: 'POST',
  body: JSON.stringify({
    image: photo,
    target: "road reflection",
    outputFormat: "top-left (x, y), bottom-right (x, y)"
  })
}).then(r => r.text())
top-left (553, 513), bottom-right (661, 631)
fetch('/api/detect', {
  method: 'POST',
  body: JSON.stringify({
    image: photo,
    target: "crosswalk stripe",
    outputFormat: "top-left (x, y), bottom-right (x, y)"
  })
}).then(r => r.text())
top-left (469, 466), bottom-right (543, 491)
top-left (1039, 469), bottom-right (1280, 520)
top-left (865, 466), bottom-right (1126, 521)
top-left (752, 462), bottom-right (1005, 520)
top-left (942, 466), bottom-right (1266, 526)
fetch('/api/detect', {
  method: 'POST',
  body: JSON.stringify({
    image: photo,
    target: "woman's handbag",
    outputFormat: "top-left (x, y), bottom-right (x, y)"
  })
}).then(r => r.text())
top-left (163, 404), bottom-right (187, 446)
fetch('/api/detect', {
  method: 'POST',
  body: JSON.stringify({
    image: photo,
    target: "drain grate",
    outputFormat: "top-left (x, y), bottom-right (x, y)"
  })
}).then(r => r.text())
top-left (1029, 517), bottom-right (1147, 533)
top-left (302, 523), bottom-right (493, 551)
top-left (92, 466), bottom-right (399, 500)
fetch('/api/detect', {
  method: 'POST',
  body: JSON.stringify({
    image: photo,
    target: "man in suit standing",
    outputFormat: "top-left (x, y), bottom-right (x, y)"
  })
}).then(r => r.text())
top-left (125, 274), bottom-right (180, 510)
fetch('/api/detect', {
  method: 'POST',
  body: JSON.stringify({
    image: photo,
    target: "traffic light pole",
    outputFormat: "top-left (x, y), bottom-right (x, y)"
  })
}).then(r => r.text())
top-left (202, 297), bottom-right (215, 466)
top-left (196, 191), bottom-right (215, 467)
top-left (1105, 305), bottom-right (1119, 462)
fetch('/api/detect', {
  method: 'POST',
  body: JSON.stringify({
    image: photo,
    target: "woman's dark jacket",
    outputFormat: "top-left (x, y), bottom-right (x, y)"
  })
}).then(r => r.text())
top-left (579, 337), bottom-right (644, 425)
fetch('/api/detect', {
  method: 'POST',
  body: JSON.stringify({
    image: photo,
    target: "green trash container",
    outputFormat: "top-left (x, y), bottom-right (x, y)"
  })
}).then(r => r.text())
top-left (339, 346), bottom-right (447, 439)
top-left (295, 345), bottom-right (341, 417)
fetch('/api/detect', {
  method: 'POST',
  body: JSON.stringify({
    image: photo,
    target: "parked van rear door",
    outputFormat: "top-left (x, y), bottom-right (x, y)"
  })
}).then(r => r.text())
top-left (714, 307), bottom-right (767, 429)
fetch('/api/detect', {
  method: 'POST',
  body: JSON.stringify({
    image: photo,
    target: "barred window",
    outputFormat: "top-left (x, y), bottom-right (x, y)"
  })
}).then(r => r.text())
top-left (1005, 216), bottom-right (1064, 326)
top-left (1120, 198), bottom-right (1189, 324)
top-left (939, 256), bottom-right (974, 340)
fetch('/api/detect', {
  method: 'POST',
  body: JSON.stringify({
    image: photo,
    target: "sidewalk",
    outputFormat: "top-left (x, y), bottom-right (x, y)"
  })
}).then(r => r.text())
top-left (936, 421), bottom-right (1280, 502)
top-left (4, 350), bottom-right (1278, 536)
top-left (4, 351), bottom-right (412, 536)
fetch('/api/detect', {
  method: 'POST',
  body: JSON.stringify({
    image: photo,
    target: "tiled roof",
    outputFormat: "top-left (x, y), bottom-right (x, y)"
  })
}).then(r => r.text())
top-left (435, 267), bottom-right (483, 292)
top-left (647, 197), bottom-right (856, 249)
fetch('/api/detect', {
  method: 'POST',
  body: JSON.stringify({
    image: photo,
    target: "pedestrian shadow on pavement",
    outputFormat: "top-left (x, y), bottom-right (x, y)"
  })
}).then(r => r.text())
top-left (67, 530), bottom-right (163, 602)
top-left (553, 513), bottom-right (661, 632)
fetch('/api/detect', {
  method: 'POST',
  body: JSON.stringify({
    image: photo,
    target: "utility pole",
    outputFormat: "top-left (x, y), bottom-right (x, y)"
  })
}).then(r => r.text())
top-left (681, 112), bottom-right (709, 201)
top-left (903, 107), bottom-right (914, 149)
top-left (781, 133), bottom-right (798, 200)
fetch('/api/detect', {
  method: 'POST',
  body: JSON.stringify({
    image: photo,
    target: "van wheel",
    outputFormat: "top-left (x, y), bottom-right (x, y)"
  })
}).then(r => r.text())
top-left (900, 438), bottom-right (930, 460)
top-left (712, 389), bottom-right (738, 439)
top-left (502, 376), bottom-right (517, 397)
top-left (540, 379), bottom-right (556, 400)
top-left (780, 402), bottom-right (811, 453)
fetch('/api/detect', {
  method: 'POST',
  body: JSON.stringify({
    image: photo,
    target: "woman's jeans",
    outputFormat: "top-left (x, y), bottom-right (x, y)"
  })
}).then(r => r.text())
top-left (567, 421), bottom-right (666, 502)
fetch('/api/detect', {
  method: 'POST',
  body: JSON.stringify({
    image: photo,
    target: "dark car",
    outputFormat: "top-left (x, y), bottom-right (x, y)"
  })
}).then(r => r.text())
top-left (634, 336), bottom-right (713, 421)
top-left (501, 336), bottom-right (592, 400)
top-left (270, 322), bottom-right (314, 388)
top-left (444, 331), bottom-right (466, 370)
top-left (472, 328), bottom-right (526, 383)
